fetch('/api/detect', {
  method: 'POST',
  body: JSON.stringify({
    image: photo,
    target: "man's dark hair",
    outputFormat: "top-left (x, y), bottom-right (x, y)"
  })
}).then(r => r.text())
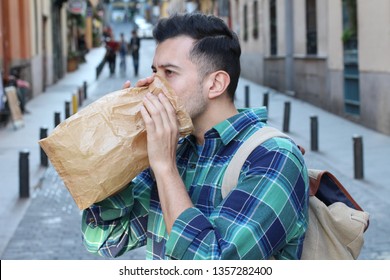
top-left (153, 13), bottom-right (241, 101)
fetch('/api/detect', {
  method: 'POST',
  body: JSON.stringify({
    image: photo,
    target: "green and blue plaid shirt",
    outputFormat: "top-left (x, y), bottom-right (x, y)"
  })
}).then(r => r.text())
top-left (82, 107), bottom-right (309, 260)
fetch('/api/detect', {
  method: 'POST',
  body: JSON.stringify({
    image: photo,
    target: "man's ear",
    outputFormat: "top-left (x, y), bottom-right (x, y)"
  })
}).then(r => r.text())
top-left (207, 71), bottom-right (230, 99)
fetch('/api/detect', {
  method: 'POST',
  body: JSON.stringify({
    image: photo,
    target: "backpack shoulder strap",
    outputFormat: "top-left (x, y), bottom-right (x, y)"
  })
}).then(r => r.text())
top-left (221, 126), bottom-right (291, 198)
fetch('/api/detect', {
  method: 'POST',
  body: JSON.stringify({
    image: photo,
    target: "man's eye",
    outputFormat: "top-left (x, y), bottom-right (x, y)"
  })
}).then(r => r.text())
top-left (165, 70), bottom-right (174, 76)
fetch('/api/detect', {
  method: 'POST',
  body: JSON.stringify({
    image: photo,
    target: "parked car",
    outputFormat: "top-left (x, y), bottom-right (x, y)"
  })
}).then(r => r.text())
top-left (137, 21), bottom-right (154, 39)
top-left (111, 8), bottom-right (126, 22)
top-left (134, 15), bottom-right (147, 26)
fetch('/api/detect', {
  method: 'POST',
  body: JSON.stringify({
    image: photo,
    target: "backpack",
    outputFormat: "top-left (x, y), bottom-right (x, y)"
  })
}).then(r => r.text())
top-left (221, 126), bottom-right (370, 260)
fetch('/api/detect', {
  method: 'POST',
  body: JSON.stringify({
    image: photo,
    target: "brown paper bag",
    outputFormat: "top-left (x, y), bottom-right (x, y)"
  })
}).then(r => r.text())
top-left (39, 75), bottom-right (193, 209)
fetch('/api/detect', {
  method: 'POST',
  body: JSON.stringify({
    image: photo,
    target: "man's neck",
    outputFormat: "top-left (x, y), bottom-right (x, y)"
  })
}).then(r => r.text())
top-left (192, 101), bottom-right (238, 145)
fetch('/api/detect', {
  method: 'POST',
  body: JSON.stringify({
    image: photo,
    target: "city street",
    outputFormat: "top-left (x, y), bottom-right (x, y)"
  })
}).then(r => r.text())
top-left (1, 39), bottom-right (390, 260)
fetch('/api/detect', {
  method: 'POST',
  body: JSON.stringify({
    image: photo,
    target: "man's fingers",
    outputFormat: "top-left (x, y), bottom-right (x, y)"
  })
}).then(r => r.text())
top-left (123, 76), bottom-right (155, 90)
top-left (142, 93), bottom-right (177, 137)
top-left (140, 105), bottom-right (154, 130)
top-left (122, 80), bottom-right (131, 89)
top-left (142, 93), bottom-right (163, 131)
top-left (135, 76), bottom-right (154, 87)
top-left (158, 94), bottom-right (177, 126)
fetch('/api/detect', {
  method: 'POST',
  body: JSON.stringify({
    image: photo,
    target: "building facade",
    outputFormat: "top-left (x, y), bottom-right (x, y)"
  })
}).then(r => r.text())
top-left (1, 0), bottom-right (70, 98)
top-left (232, 0), bottom-right (390, 135)
top-left (1, 0), bottom-right (102, 100)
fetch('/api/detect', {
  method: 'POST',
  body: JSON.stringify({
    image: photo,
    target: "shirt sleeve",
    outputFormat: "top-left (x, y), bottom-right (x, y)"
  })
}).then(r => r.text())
top-left (165, 140), bottom-right (309, 260)
top-left (81, 169), bottom-right (154, 258)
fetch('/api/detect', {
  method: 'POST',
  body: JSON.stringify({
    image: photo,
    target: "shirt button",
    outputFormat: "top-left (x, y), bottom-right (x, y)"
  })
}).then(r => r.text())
top-left (190, 164), bottom-right (196, 169)
top-left (89, 217), bottom-right (95, 224)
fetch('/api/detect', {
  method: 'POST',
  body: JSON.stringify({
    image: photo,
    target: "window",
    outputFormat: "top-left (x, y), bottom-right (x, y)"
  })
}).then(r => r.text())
top-left (243, 4), bottom-right (248, 41)
top-left (270, 0), bottom-right (277, 55)
top-left (342, 0), bottom-right (360, 115)
top-left (342, 0), bottom-right (358, 51)
top-left (306, 0), bottom-right (317, 55)
top-left (253, 1), bottom-right (259, 39)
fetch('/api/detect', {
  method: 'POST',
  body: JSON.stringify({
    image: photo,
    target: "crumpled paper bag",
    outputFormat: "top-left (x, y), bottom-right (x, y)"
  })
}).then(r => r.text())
top-left (39, 75), bottom-right (193, 210)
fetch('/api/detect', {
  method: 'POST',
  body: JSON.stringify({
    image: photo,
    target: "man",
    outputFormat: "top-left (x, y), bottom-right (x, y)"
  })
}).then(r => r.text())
top-left (105, 36), bottom-right (118, 76)
top-left (82, 13), bottom-right (309, 260)
top-left (119, 33), bottom-right (128, 73)
top-left (129, 29), bottom-right (141, 76)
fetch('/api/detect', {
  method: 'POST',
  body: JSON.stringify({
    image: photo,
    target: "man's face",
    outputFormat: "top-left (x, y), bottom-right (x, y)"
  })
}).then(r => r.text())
top-left (152, 36), bottom-right (207, 120)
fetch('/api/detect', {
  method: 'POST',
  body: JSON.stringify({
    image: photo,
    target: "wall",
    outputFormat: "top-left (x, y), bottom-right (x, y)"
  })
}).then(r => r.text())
top-left (357, 0), bottom-right (390, 134)
top-left (0, 1), bottom-right (7, 72)
top-left (0, 0), bottom-right (33, 97)
top-left (239, 0), bottom-right (266, 84)
top-left (233, 0), bottom-right (390, 134)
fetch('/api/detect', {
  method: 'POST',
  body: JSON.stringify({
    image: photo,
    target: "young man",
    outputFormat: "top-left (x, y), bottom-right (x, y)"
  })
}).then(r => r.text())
top-left (82, 13), bottom-right (309, 260)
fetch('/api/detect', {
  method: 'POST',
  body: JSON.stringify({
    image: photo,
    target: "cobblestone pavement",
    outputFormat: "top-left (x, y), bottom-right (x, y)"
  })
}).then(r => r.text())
top-left (1, 166), bottom-right (146, 260)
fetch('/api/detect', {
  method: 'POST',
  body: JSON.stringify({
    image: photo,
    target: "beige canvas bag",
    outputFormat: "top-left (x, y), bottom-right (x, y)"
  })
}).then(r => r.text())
top-left (221, 126), bottom-right (369, 259)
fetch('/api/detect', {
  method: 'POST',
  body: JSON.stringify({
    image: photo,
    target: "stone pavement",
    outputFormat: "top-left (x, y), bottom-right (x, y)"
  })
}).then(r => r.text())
top-left (1, 40), bottom-right (390, 260)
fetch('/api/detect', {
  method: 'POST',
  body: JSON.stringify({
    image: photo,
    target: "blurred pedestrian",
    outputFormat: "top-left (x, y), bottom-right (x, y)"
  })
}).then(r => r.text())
top-left (119, 33), bottom-right (128, 74)
top-left (105, 37), bottom-right (118, 76)
top-left (102, 25), bottom-right (113, 42)
top-left (129, 29), bottom-right (141, 76)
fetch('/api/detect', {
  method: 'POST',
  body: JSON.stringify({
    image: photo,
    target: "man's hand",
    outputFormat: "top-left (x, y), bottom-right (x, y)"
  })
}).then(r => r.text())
top-left (122, 76), bottom-right (193, 234)
top-left (140, 92), bottom-right (179, 173)
top-left (140, 84), bottom-right (193, 234)
top-left (123, 75), bottom-right (177, 172)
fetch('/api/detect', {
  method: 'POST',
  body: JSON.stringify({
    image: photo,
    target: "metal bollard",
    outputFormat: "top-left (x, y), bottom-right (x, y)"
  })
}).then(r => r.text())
top-left (72, 93), bottom-right (78, 114)
top-left (78, 87), bottom-right (83, 107)
top-left (245, 85), bottom-right (250, 107)
top-left (40, 127), bottom-right (49, 167)
top-left (283, 101), bottom-right (291, 133)
top-left (263, 92), bottom-right (269, 109)
top-left (19, 150), bottom-right (30, 198)
top-left (353, 135), bottom-right (364, 179)
top-left (65, 101), bottom-right (71, 119)
top-left (54, 112), bottom-right (61, 128)
top-left (83, 81), bottom-right (88, 99)
top-left (310, 116), bottom-right (319, 151)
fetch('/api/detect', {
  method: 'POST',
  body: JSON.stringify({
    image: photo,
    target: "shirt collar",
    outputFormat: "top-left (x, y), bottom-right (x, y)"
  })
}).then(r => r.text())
top-left (181, 107), bottom-right (268, 147)
top-left (212, 107), bottom-right (268, 145)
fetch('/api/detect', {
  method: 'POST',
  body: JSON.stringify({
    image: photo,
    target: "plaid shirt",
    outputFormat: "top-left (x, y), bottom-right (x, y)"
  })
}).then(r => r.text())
top-left (82, 107), bottom-right (309, 260)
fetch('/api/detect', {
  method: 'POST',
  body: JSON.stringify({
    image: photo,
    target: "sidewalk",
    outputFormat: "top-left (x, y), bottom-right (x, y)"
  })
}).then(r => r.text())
top-left (1, 40), bottom-right (389, 259)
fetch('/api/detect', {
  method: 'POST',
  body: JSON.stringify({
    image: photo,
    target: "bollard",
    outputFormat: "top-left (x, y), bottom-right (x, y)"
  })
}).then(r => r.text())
top-left (72, 93), bottom-right (78, 114)
top-left (78, 87), bottom-right (83, 107)
top-left (40, 127), bottom-right (49, 167)
top-left (245, 85), bottom-right (250, 107)
top-left (353, 135), bottom-right (364, 179)
top-left (19, 150), bottom-right (30, 198)
top-left (83, 81), bottom-right (88, 99)
top-left (54, 112), bottom-right (61, 128)
top-left (310, 115), bottom-right (319, 151)
top-left (263, 91), bottom-right (269, 109)
top-left (282, 101), bottom-right (291, 133)
top-left (65, 101), bottom-right (71, 119)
